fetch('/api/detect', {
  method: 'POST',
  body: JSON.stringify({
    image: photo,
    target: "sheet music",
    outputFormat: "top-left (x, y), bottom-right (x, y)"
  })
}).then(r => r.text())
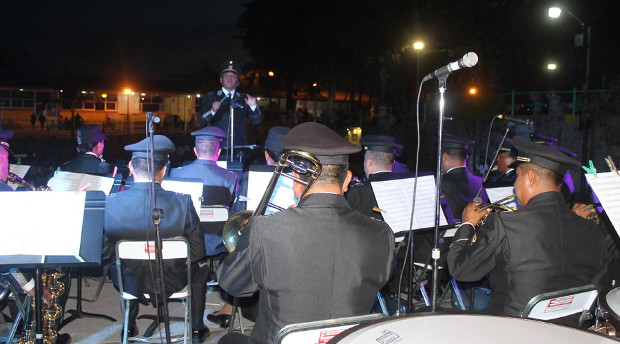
top-left (0, 192), bottom-right (86, 256)
top-left (47, 171), bottom-right (115, 195)
top-left (161, 180), bottom-right (203, 214)
top-left (7, 164), bottom-right (31, 190)
top-left (247, 169), bottom-right (296, 214)
top-left (586, 172), bottom-right (620, 235)
top-left (486, 186), bottom-right (518, 209)
top-left (371, 175), bottom-right (447, 233)
top-left (9, 164), bottom-right (29, 178)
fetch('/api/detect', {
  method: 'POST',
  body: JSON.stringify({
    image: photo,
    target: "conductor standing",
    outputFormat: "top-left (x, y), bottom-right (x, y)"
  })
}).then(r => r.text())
top-left (198, 60), bottom-right (262, 157)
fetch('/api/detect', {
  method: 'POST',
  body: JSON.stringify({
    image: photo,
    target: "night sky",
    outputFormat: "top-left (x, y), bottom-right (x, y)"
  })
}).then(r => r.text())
top-left (1, 0), bottom-right (248, 87)
top-left (3, 1), bottom-right (620, 93)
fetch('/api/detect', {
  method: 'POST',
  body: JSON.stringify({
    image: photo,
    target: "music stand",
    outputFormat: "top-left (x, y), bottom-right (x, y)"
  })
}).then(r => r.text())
top-left (0, 191), bottom-right (106, 344)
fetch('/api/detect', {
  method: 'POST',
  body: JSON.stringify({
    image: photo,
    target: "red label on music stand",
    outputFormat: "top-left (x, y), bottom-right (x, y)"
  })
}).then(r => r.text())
top-left (144, 243), bottom-right (156, 254)
top-left (544, 295), bottom-right (574, 313)
top-left (318, 329), bottom-right (346, 344)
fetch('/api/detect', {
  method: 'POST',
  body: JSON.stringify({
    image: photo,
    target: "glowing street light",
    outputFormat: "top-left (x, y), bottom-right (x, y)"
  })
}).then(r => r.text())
top-left (268, 71), bottom-right (275, 77)
top-left (547, 63), bottom-right (557, 71)
top-left (412, 41), bottom-right (425, 94)
top-left (124, 88), bottom-right (132, 133)
top-left (547, 63), bottom-right (557, 90)
top-left (548, 7), bottom-right (562, 18)
top-left (468, 87), bottom-right (478, 95)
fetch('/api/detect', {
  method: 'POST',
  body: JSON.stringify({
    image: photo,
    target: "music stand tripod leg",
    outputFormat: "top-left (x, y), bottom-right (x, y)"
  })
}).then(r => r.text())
top-left (59, 269), bottom-right (116, 330)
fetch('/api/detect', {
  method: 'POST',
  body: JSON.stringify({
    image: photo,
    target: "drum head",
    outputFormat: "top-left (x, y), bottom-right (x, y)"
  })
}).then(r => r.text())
top-left (330, 313), bottom-right (618, 344)
top-left (601, 286), bottom-right (620, 329)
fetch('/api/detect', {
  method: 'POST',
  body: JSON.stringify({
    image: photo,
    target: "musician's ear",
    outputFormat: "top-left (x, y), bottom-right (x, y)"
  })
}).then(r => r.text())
top-left (342, 170), bottom-right (353, 193)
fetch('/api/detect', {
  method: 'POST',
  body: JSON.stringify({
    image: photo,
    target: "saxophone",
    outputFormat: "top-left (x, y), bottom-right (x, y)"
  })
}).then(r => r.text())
top-left (18, 269), bottom-right (65, 344)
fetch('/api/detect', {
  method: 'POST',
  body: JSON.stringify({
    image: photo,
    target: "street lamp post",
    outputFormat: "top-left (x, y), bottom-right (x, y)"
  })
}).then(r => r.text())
top-left (548, 6), bottom-right (590, 93)
top-left (413, 41), bottom-right (425, 93)
top-left (548, 6), bottom-right (591, 198)
top-left (547, 63), bottom-right (557, 90)
top-left (124, 88), bottom-right (132, 134)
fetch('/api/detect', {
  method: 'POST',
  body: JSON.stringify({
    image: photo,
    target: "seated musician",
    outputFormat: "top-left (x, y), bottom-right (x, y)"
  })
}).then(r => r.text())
top-left (346, 135), bottom-right (402, 220)
top-left (102, 135), bottom-right (210, 342)
top-left (448, 136), bottom-right (609, 322)
top-left (0, 130), bottom-right (13, 191)
top-left (170, 126), bottom-right (240, 257)
top-left (59, 124), bottom-right (112, 176)
top-left (217, 122), bottom-right (395, 344)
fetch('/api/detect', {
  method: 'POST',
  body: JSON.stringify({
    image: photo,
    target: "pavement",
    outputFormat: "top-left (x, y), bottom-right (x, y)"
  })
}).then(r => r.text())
top-left (0, 275), bottom-right (255, 344)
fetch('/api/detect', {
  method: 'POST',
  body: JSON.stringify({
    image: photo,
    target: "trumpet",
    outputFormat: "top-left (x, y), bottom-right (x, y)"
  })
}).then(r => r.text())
top-left (222, 150), bottom-right (322, 252)
top-left (475, 194), bottom-right (517, 212)
top-left (474, 194), bottom-right (517, 232)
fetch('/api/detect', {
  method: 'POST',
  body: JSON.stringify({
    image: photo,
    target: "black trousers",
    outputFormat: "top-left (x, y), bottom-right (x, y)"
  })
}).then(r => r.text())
top-left (113, 263), bottom-right (210, 330)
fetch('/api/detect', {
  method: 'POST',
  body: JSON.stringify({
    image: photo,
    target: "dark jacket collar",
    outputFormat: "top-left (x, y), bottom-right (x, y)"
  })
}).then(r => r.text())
top-left (525, 191), bottom-right (566, 207)
top-left (127, 181), bottom-right (164, 191)
top-left (297, 192), bottom-right (350, 208)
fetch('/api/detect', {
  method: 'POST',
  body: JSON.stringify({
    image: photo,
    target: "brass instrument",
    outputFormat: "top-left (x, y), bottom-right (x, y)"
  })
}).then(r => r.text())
top-left (7, 172), bottom-right (35, 191)
top-left (18, 269), bottom-right (65, 344)
top-left (222, 150), bottom-right (322, 252)
top-left (471, 194), bottom-right (517, 244)
top-left (18, 296), bottom-right (35, 344)
top-left (583, 203), bottom-right (601, 225)
top-left (475, 194), bottom-right (517, 212)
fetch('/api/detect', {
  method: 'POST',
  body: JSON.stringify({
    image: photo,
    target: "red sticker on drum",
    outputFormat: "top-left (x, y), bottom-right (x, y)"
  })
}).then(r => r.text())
top-left (544, 295), bottom-right (574, 313)
top-left (318, 329), bottom-right (346, 344)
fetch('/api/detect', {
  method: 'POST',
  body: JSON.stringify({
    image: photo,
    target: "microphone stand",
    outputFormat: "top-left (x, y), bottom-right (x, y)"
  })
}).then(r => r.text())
top-left (474, 121), bottom-right (515, 200)
top-left (430, 74), bottom-right (449, 312)
top-left (147, 119), bottom-right (171, 344)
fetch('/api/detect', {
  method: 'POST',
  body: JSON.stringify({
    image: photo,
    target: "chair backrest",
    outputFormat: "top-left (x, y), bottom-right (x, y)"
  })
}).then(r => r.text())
top-left (274, 313), bottom-right (385, 344)
top-left (199, 205), bottom-right (229, 223)
top-left (116, 238), bottom-right (189, 261)
top-left (521, 284), bottom-right (598, 321)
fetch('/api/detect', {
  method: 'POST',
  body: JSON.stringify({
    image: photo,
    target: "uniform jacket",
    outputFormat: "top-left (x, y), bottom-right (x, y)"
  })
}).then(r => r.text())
top-left (197, 90), bottom-right (261, 146)
top-left (448, 191), bottom-right (609, 316)
top-left (441, 166), bottom-right (489, 221)
top-left (60, 153), bottom-right (111, 176)
top-left (217, 193), bottom-right (395, 344)
top-left (170, 159), bottom-right (239, 208)
top-left (170, 159), bottom-right (239, 255)
top-left (345, 172), bottom-right (393, 221)
top-left (103, 182), bottom-right (205, 298)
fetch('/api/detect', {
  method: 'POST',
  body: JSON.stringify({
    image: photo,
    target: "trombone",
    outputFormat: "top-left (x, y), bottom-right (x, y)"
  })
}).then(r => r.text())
top-left (222, 150), bottom-right (322, 252)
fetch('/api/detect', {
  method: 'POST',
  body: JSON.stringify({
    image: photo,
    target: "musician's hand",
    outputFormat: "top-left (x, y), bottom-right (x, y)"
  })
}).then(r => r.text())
top-left (245, 94), bottom-right (257, 107)
top-left (572, 203), bottom-right (596, 219)
top-left (27, 287), bottom-right (52, 304)
top-left (462, 202), bottom-right (491, 227)
top-left (211, 101), bottom-right (221, 113)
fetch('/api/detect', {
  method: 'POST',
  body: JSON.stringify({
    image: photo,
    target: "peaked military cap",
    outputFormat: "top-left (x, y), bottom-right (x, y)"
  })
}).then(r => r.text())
top-left (281, 122), bottom-right (361, 164)
top-left (530, 133), bottom-right (576, 157)
top-left (498, 136), bottom-right (516, 156)
top-left (361, 135), bottom-right (402, 156)
top-left (77, 124), bottom-right (107, 145)
top-left (443, 134), bottom-right (475, 150)
top-left (219, 60), bottom-right (242, 75)
top-left (265, 126), bottom-right (291, 155)
top-left (192, 126), bottom-right (226, 142)
top-left (125, 135), bottom-right (175, 160)
top-left (510, 136), bottom-right (580, 175)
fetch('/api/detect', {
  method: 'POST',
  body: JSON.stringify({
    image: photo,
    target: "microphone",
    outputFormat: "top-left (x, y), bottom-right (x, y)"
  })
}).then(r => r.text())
top-left (146, 112), bottom-right (161, 123)
top-left (423, 52), bottom-right (479, 81)
top-left (497, 114), bottom-right (533, 126)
